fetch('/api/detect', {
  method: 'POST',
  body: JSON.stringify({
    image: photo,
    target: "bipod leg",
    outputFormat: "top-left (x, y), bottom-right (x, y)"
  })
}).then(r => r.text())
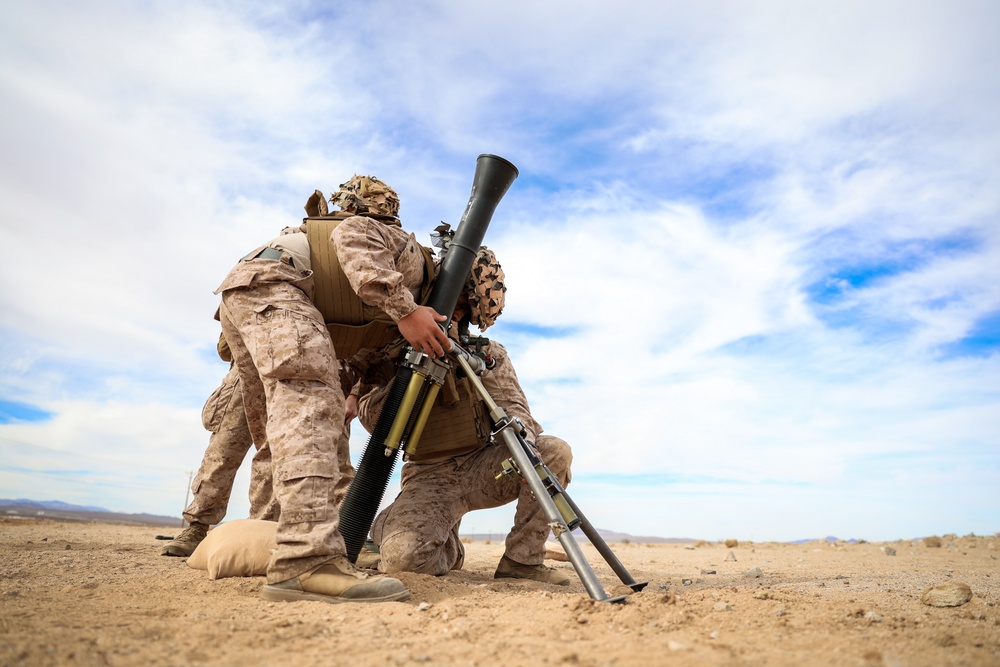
top-left (552, 526), bottom-right (628, 604)
top-left (564, 494), bottom-right (648, 593)
top-left (451, 346), bottom-right (628, 603)
top-left (496, 426), bottom-right (627, 604)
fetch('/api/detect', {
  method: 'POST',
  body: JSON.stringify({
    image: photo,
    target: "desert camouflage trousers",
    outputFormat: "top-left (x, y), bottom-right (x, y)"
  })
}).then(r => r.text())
top-left (371, 434), bottom-right (572, 575)
top-left (182, 364), bottom-right (278, 526)
top-left (218, 259), bottom-right (350, 584)
top-left (183, 365), bottom-right (356, 527)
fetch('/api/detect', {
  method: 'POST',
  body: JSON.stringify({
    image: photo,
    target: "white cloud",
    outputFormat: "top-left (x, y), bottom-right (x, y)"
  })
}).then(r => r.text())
top-left (0, 1), bottom-right (996, 542)
top-left (0, 400), bottom-right (206, 515)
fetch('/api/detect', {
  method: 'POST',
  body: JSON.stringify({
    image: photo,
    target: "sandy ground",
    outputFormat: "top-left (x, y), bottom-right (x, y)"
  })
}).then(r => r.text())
top-left (0, 518), bottom-right (997, 667)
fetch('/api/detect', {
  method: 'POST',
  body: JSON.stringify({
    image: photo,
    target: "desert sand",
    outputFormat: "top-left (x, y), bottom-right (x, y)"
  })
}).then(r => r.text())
top-left (0, 518), bottom-right (997, 666)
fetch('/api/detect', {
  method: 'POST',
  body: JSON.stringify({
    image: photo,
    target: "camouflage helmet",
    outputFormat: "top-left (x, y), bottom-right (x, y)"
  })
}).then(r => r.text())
top-left (329, 175), bottom-right (400, 218)
top-left (464, 247), bottom-right (505, 331)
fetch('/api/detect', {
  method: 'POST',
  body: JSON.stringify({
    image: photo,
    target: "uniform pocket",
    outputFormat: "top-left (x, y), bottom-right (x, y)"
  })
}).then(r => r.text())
top-left (251, 306), bottom-right (335, 382)
top-left (272, 455), bottom-right (337, 523)
top-left (201, 370), bottom-right (240, 432)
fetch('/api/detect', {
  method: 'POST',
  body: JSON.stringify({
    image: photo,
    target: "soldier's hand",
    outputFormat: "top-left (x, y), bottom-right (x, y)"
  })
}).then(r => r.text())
top-left (398, 306), bottom-right (450, 358)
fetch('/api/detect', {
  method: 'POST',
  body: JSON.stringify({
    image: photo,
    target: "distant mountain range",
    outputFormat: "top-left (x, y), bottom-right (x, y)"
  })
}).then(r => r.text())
top-left (3, 498), bottom-right (695, 541)
top-left (789, 536), bottom-right (858, 544)
top-left (0, 498), bottom-right (182, 527)
top-left (568, 527), bottom-right (698, 545)
top-left (1, 498), bottom-right (861, 543)
top-left (447, 527), bottom-right (699, 544)
top-left (3, 498), bottom-right (111, 513)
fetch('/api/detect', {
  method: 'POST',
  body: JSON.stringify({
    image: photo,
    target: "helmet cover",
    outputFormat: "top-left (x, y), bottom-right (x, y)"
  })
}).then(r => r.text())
top-left (330, 175), bottom-right (400, 218)
top-left (465, 247), bottom-right (505, 330)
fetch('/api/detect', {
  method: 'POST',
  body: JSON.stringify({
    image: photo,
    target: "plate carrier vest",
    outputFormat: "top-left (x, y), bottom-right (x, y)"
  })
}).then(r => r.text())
top-left (304, 212), bottom-right (435, 359)
top-left (305, 212), bottom-right (489, 461)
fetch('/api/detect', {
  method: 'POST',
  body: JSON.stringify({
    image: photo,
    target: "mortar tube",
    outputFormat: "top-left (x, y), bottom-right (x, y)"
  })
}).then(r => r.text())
top-left (425, 154), bottom-right (518, 322)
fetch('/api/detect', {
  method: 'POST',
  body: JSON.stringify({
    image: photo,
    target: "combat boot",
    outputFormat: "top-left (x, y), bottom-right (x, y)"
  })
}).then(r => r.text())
top-left (494, 554), bottom-right (570, 586)
top-left (161, 522), bottom-right (209, 557)
top-left (261, 555), bottom-right (410, 604)
top-left (355, 540), bottom-right (381, 570)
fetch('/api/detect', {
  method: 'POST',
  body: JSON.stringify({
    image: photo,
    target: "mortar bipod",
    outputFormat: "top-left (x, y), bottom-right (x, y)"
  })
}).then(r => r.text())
top-left (450, 345), bottom-right (649, 603)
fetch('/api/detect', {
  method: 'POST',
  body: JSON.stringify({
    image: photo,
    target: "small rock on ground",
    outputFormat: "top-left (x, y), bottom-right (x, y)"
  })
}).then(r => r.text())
top-left (920, 582), bottom-right (973, 607)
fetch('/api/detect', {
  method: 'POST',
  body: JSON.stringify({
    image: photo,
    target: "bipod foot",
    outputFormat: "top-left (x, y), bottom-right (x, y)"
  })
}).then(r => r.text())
top-left (601, 595), bottom-right (629, 604)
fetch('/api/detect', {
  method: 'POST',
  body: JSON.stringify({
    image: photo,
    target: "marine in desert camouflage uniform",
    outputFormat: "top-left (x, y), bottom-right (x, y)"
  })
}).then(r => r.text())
top-left (161, 336), bottom-right (358, 557)
top-left (214, 175), bottom-right (450, 604)
top-left (355, 251), bottom-right (574, 586)
top-left (160, 360), bottom-right (272, 557)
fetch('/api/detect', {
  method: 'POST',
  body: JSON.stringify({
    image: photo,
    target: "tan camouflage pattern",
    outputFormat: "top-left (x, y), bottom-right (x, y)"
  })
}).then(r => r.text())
top-left (184, 366), bottom-right (260, 526)
top-left (183, 364), bottom-right (277, 525)
top-left (465, 247), bottom-right (506, 331)
top-left (354, 341), bottom-right (540, 457)
top-left (358, 369), bottom-right (489, 463)
top-left (371, 434), bottom-right (572, 575)
top-left (202, 409), bottom-right (354, 524)
top-left (329, 175), bottom-right (400, 219)
top-left (248, 442), bottom-right (279, 520)
top-left (478, 342), bottom-right (542, 444)
top-left (332, 216), bottom-right (427, 323)
top-left (362, 341), bottom-right (569, 574)
top-left (216, 332), bottom-right (232, 363)
top-left (343, 341), bottom-right (403, 392)
top-left (217, 258), bottom-right (349, 584)
top-left (213, 214), bottom-right (426, 584)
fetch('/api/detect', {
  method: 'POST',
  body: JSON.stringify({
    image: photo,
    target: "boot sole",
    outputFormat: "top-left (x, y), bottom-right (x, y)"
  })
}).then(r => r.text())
top-left (260, 585), bottom-right (411, 604)
top-left (161, 546), bottom-right (196, 557)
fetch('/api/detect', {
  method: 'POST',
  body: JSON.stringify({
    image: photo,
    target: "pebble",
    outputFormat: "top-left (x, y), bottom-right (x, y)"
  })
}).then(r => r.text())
top-left (746, 566), bottom-right (763, 578)
top-left (713, 602), bottom-right (733, 612)
top-left (881, 546), bottom-right (896, 556)
top-left (921, 582), bottom-right (973, 608)
top-left (724, 551), bottom-right (737, 562)
top-left (417, 602), bottom-right (432, 612)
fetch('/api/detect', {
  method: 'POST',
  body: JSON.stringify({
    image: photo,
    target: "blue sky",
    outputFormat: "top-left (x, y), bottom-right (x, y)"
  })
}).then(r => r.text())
top-left (1, 1), bottom-right (997, 542)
